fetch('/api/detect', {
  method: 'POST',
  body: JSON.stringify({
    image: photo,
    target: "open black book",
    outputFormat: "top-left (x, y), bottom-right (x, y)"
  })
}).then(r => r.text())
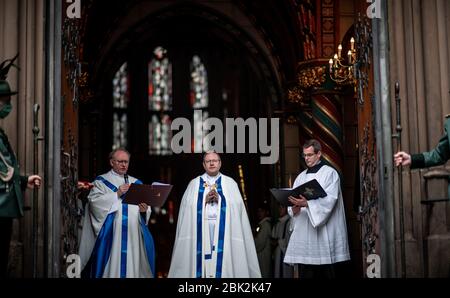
top-left (270, 179), bottom-right (327, 206)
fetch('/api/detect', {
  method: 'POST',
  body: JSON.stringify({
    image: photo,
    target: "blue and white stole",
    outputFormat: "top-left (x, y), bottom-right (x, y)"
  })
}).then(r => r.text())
top-left (83, 175), bottom-right (155, 278)
top-left (196, 176), bottom-right (227, 278)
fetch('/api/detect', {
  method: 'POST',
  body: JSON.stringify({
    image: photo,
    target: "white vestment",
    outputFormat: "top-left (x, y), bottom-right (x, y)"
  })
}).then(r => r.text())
top-left (284, 164), bottom-right (350, 265)
top-left (168, 173), bottom-right (261, 278)
top-left (78, 170), bottom-right (154, 278)
top-left (272, 214), bottom-right (294, 278)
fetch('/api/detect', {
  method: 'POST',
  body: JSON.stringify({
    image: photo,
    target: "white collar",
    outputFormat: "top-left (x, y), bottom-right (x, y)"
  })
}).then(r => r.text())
top-left (110, 169), bottom-right (124, 178)
top-left (202, 172), bottom-right (221, 183)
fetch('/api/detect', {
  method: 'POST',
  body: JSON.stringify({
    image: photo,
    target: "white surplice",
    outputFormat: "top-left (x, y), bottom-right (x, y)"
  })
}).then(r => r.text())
top-left (168, 173), bottom-right (261, 278)
top-left (284, 164), bottom-right (350, 265)
top-left (78, 170), bottom-right (154, 278)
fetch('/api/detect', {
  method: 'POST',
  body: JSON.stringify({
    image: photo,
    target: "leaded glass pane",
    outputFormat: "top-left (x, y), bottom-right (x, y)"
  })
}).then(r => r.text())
top-left (149, 114), bottom-right (172, 155)
top-left (190, 55), bottom-right (209, 109)
top-left (193, 111), bottom-right (208, 153)
top-left (113, 63), bottom-right (128, 108)
top-left (112, 112), bottom-right (127, 150)
top-left (148, 47), bottom-right (172, 111)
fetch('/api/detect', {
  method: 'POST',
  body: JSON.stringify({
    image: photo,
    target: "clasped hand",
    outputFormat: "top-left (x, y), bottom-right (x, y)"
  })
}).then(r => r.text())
top-left (206, 189), bottom-right (219, 203)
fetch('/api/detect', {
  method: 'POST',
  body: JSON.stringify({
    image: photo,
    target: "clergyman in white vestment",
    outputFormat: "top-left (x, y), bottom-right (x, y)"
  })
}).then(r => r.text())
top-left (168, 151), bottom-right (261, 278)
top-left (78, 148), bottom-right (155, 278)
top-left (284, 140), bottom-right (350, 278)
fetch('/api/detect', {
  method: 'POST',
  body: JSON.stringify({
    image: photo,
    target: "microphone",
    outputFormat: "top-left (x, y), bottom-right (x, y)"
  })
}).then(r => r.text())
top-left (124, 174), bottom-right (129, 184)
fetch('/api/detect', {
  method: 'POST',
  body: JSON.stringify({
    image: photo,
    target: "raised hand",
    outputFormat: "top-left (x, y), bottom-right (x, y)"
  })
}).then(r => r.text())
top-left (117, 183), bottom-right (130, 197)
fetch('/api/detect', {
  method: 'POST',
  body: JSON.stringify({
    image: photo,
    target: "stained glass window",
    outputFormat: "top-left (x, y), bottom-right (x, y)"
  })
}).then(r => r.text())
top-left (190, 55), bottom-right (208, 109)
top-left (149, 114), bottom-right (172, 155)
top-left (113, 113), bottom-right (128, 150)
top-left (190, 55), bottom-right (209, 151)
top-left (148, 47), bottom-right (172, 155)
top-left (113, 63), bottom-right (128, 108)
top-left (112, 62), bottom-right (128, 150)
top-left (148, 47), bottom-right (172, 111)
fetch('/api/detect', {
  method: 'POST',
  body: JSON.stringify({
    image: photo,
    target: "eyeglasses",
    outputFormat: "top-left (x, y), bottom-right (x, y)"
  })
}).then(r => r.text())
top-left (302, 153), bottom-right (317, 158)
top-left (204, 159), bottom-right (221, 164)
top-left (113, 159), bottom-right (129, 165)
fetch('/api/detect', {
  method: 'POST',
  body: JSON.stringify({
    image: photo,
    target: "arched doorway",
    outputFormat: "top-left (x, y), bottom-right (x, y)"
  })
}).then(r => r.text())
top-left (78, 3), bottom-right (285, 276)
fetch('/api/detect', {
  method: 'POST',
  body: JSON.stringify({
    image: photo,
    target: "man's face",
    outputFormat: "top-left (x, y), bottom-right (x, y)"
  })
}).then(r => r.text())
top-left (303, 146), bottom-right (321, 168)
top-left (110, 150), bottom-right (130, 175)
top-left (203, 152), bottom-right (221, 176)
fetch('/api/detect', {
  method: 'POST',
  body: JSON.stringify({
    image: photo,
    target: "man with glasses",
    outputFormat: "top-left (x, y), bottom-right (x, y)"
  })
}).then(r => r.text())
top-left (79, 148), bottom-right (155, 278)
top-left (169, 150), bottom-right (261, 278)
top-left (284, 139), bottom-right (350, 278)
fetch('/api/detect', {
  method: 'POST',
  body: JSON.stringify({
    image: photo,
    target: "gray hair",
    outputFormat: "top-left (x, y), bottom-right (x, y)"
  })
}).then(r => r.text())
top-left (109, 148), bottom-right (131, 160)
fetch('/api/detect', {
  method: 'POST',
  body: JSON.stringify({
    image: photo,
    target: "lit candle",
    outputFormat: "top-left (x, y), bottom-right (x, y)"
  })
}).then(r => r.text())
top-left (350, 37), bottom-right (355, 50)
top-left (338, 44), bottom-right (342, 58)
top-left (329, 58), bottom-right (333, 72)
top-left (348, 50), bottom-right (352, 64)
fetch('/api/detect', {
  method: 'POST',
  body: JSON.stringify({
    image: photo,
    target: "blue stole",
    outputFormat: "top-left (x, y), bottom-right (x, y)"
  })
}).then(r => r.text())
top-left (82, 176), bottom-right (154, 278)
top-left (196, 176), bottom-right (227, 278)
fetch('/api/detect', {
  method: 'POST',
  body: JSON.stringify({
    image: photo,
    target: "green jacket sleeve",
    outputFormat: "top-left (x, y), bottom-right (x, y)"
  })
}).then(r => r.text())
top-left (20, 175), bottom-right (28, 191)
top-left (411, 119), bottom-right (450, 169)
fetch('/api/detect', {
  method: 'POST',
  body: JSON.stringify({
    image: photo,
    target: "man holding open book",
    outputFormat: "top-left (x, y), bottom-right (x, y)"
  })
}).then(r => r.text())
top-left (284, 139), bottom-right (350, 278)
top-left (78, 148), bottom-right (155, 278)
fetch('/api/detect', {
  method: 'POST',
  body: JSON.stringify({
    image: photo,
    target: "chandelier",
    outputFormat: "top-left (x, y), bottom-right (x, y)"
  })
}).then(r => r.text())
top-left (328, 38), bottom-right (356, 86)
top-left (328, 15), bottom-right (372, 105)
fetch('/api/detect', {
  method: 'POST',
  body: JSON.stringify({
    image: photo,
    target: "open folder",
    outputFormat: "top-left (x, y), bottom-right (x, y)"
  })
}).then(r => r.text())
top-left (270, 179), bottom-right (327, 206)
top-left (122, 182), bottom-right (173, 207)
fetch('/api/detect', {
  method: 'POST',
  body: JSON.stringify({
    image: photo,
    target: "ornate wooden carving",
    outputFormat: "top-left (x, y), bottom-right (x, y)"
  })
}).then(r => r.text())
top-left (359, 123), bottom-right (379, 256)
top-left (60, 131), bottom-right (83, 275)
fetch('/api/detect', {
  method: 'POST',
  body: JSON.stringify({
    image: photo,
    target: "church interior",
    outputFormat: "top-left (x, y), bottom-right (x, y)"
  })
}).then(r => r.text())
top-left (1, 0), bottom-right (450, 278)
top-left (76, 0), bottom-right (363, 277)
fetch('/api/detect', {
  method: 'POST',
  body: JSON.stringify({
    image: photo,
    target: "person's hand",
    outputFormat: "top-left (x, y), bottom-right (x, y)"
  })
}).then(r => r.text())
top-left (288, 195), bottom-right (308, 208)
top-left (394, 151), bottom-right (411, 167)
top-left (27, 175), bottom-right (42, 189)
top-left (138, 203), bottom-right (149, 213)
top-left (117, 183), bottom-right (130, 197)
top-left (77, 181), bottom-right (93, 191)
top-left (206, 189), bottom-right (219, 203)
